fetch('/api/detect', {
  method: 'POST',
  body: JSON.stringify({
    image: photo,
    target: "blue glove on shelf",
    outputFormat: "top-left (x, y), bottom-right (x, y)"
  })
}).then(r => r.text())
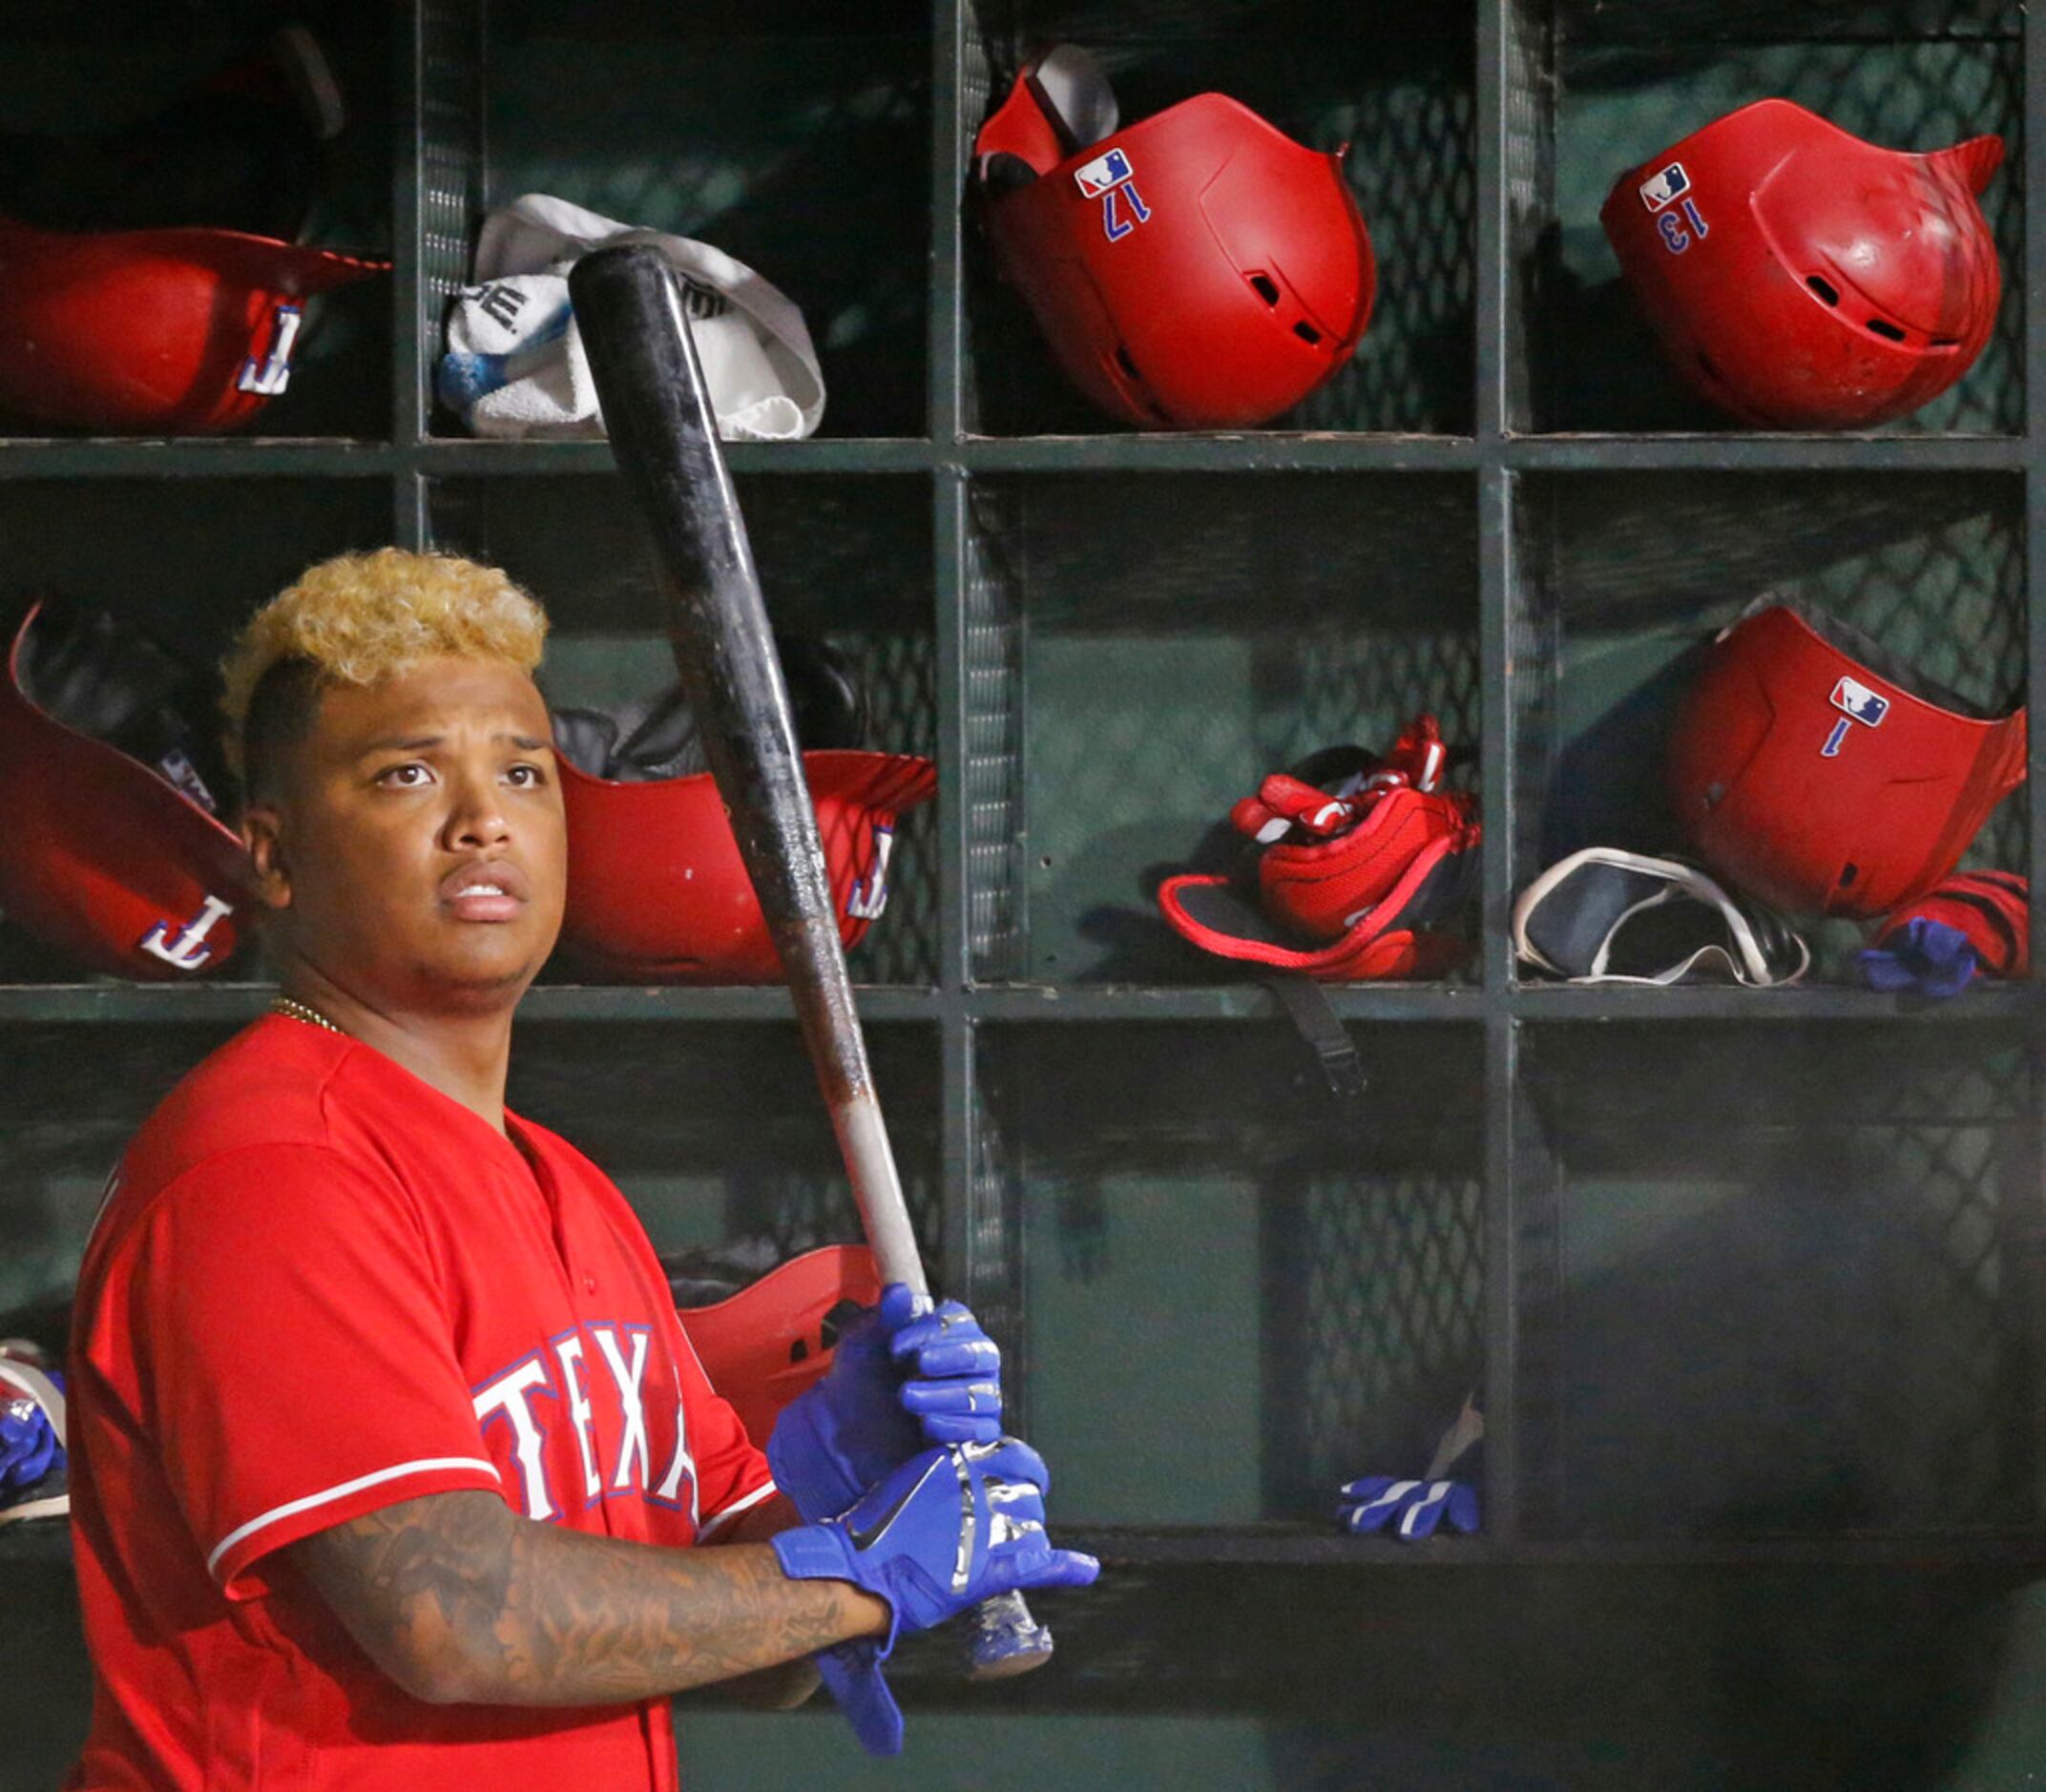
top-left (1337, 1474), bottom-right (1480, 1539)
top-left (1858, 916), bottom-right (1978, 999)
top-left (1337, 1391), bottom-right (1483, 1543)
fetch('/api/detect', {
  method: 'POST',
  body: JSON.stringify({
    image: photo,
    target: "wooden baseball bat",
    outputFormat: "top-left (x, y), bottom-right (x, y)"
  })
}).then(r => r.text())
top-left (569, 243), bottom-right (1054, 1680)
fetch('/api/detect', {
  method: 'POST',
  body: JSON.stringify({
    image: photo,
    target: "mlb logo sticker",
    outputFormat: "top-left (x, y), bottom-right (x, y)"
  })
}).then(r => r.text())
top-left (1075, 147), bottom-right (1134, 198)
top-left (1830, 676), bottom-right (1890, 728)
top-left (1638, 162), bottom-right (1691, 213)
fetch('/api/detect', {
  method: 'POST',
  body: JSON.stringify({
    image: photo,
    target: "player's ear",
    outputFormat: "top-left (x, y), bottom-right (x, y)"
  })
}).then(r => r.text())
top-left (240, 804), bottom-right (293, 911)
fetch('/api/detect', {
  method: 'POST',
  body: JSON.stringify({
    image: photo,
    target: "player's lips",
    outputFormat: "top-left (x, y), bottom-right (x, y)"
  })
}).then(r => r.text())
top-left (439, 860), bottom-right (529, 923)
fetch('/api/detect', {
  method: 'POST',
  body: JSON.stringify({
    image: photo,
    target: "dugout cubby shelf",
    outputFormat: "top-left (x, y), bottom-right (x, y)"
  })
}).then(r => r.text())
top-left (0, 0), bottom-right (396, 446)
top-left (955, 0), bottom-right (1478, 438)
top-left (423, 0), bottom-right (933, 441)
top-left (959, 470), bottom-right (1482, 986)
top-left (1506, 469), bottom-right (2031, 988)
top-left (508, 1019), bottom-right (947, 1268)
top-left (971, 1023), bottom-right (1487, 1527)
top-left (424, 468), bottom-right (945, 988)
top-left (1503, 0), bottom-right (2027, 436)
top-left (1512, 1021), bottom-right (2046, 1544)
top-left (4, 1), bottom-right (2046, 1771)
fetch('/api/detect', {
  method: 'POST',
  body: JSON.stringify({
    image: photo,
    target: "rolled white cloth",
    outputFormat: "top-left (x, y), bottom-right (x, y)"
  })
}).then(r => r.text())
top-left (440, 192), bottom-right (825, 441)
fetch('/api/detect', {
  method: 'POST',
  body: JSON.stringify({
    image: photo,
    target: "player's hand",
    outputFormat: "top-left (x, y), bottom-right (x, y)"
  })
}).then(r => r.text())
top-left (774, 1438), bottom-right (1098, 1650)
top-left (888, 1294), bottom-right (1002, 1444)
top-left (766, 1283), bottom-right (1003, 1525)
top-left (1337, 1474), bottom-right (1480, 1541)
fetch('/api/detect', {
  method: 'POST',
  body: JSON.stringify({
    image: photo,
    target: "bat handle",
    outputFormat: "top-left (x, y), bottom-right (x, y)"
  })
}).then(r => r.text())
top-left (837, 1104), bottom-right (1057, 1679)
top-left (966, 1590), bottom-right (1055, 1679)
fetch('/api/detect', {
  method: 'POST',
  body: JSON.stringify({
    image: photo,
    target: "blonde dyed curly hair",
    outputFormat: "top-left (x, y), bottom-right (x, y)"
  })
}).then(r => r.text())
top-left (220, 547), bottom-right (550, 788)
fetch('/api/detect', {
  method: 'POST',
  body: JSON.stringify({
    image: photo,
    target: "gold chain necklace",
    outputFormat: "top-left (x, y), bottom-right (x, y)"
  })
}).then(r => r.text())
top-left (269, 993), bottom-right (347, 1036)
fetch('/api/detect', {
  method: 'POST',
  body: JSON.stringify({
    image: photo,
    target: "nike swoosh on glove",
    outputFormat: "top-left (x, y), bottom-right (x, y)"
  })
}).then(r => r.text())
top-left (774, 1438), bottom-right (1098, 1650)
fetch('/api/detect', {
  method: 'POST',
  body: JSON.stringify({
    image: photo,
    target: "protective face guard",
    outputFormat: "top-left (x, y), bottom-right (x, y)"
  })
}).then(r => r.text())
top-left (971, 44), bottom-right (1374, 428)
top-left (1159, 717), bottom-right (1480, 982)
top-left (0, 602), bottom-right (249, 978)
top-left (0, 217), bottom-right (386, 432)
top-left (1668, 596), bottom-right (2026, 920)
top-left (1601, 98), bottom-right (2003, 428)
top-left (1513, 847), bottom-right (1810, 987)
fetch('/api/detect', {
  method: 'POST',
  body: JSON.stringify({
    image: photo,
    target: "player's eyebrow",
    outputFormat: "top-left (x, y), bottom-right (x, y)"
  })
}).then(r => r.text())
top-left (355, 731), bottom-right (553, 756)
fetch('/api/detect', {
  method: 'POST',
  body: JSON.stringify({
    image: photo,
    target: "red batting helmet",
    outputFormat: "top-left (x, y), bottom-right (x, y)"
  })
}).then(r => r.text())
top-left (0, 603), bottom-right (250, 977)
top-left (1601, 99), bottom-right (2003, 429)
top-left (558, 749), bottom-right (937, 983)
top-left (972, 44), bottom-right (1375, 429)
top-left (1667, 597), bottom-right (2025, 920)
top-left (674, 1245), bottom-right (884, 1446)
top-left (0, 217), bottom-right (386, 433)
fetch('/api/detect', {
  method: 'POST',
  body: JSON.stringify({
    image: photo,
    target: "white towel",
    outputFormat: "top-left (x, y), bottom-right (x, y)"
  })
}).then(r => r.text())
top-left (439, 193), bottom-right (825, 442)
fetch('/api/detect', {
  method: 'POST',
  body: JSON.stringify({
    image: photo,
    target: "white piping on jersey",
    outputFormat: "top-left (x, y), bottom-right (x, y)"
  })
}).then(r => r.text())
top-left (693, 1476), bottom-right (778, 1543)
top-left (206, 1456), bottom-right (501, 1580)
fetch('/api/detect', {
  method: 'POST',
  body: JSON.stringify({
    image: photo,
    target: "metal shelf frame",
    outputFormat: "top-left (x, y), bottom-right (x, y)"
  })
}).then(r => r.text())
top-left (1, 0), bottom-right (2042, 1580)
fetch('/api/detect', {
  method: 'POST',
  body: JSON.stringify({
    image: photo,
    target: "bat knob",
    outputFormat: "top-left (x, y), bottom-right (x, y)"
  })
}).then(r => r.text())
top-left (964, 1591), bottom-right (1055, 1680)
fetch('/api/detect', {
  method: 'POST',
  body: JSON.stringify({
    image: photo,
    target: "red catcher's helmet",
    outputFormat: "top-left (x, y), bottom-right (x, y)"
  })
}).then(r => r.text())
top-left (1601, 99), bottom-right (2003, 429)
top-left (972, 45), bottom-right (1374, 429)
top-left (1158, 716), bottom-right (1479, 981)
top-left (558, 750), bottom-right (937, 983)
top-left (0, 603), bottom-right (249, 977)
top-left (0, 217), bottom-right (386, 433)
top-left (1667, 598), bottom-right (2025, 920)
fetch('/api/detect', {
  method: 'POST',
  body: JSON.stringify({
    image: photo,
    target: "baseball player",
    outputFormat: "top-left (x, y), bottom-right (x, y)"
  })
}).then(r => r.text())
top-left (63, 548), bottom-right (1095, 1789)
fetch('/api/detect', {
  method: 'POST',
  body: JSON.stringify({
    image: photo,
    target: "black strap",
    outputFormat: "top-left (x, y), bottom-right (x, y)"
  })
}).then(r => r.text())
top-left (1261, 972), bottom-right (1367, 1110)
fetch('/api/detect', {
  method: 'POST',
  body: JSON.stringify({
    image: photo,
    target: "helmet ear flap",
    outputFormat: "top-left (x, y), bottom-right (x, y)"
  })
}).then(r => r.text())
top-left (1933, 133), bottom-right (2005, 196)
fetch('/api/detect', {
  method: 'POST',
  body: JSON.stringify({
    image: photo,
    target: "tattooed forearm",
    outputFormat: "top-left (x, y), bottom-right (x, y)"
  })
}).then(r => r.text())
top-left (285, 1490), bottom-right (885, 1707)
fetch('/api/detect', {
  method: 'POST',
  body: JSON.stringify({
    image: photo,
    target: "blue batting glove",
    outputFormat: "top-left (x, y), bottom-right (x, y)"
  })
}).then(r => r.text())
top-left (0, 1398), bottom-right (60, 1493)
top-left (1337, 1474), bottom-right (1480, 1541)
top-left (814, 1641), bottom-right (904, 1757)
top-left (889, 1298), bottom-right (1002, 1447)
top-left (774, 1438), bottom-right (1098, 1653)
top-left (1858, 916), bottom-right (1978, 998)
top-left (768, 1283), bottom-right (1004, 1524)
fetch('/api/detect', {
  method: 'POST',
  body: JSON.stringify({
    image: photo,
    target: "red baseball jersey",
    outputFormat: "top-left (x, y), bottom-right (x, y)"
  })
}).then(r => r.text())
top-left (65, 1015), bottom-right (775, 1791)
